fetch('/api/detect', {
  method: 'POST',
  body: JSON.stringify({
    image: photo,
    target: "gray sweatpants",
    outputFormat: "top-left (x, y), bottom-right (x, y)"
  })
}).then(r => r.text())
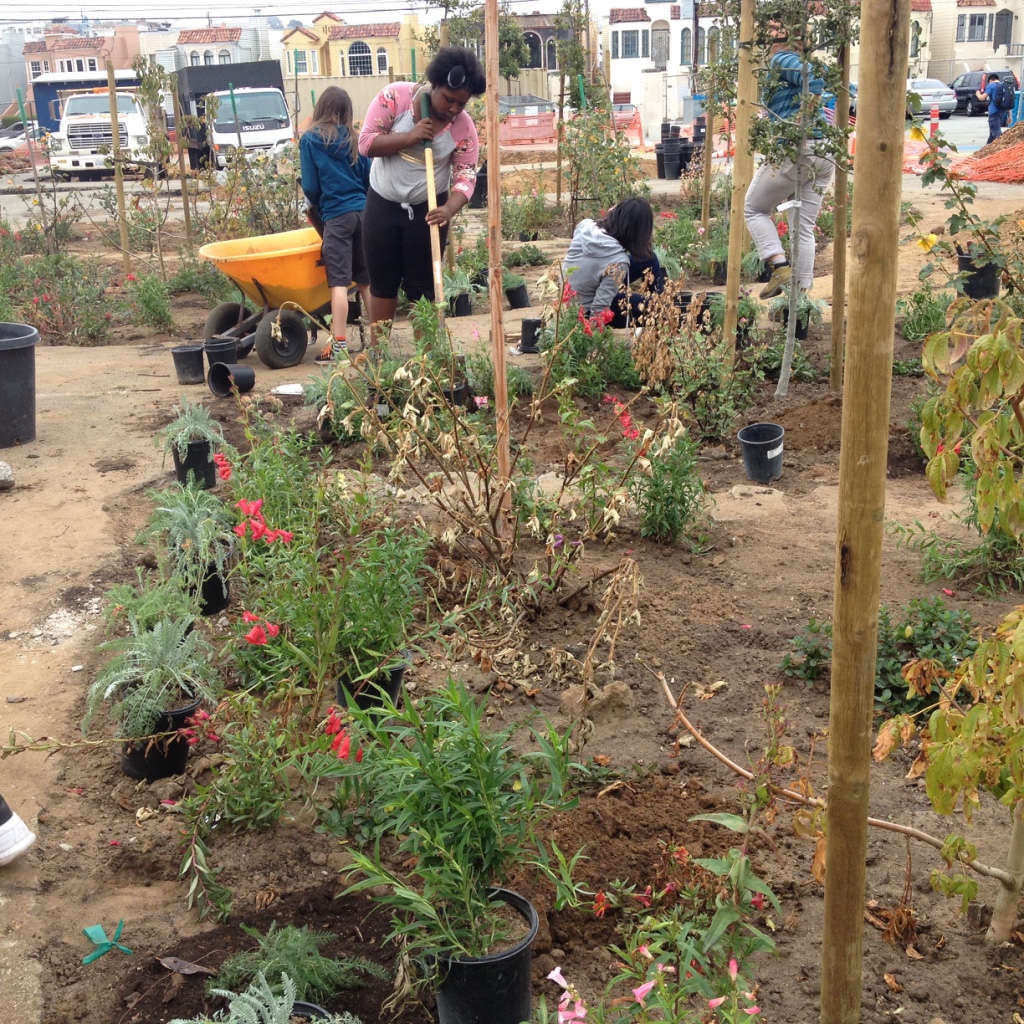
top-left (744, 153), bottom-right (834, 290)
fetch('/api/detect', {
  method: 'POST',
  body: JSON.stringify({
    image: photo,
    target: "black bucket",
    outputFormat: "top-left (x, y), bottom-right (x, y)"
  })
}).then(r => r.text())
top-left (197, 563), bottom-right (230, 616)
top-left (171, 344), bottom-right (206, 385)
top-left (204, 338), bottom-right (237, 370)
top-left (120, 698), bottom-right (201, 782)
top-left (958, 254), bottom-right (1000, 300)
top-left (663, 155), bottom-right (681, 180)
top-left (505, 284), bottom-right (531, 310)
top-left (171, 439), bottom-right (216, 489)
top-left (208, 362), bottom-right (256, 398)
top-left (655, 144), bottom-right (665, 179)
top-left (435, 889), bottom-right (539, 1024)
top-left (737, 422), bottom-right (785, 484)
top-left (449, 293), bottom-right (472, 317)
top-left (0, 322), bottom-right (39, 448)
top-left (520, 318), bottom-right (542, 353)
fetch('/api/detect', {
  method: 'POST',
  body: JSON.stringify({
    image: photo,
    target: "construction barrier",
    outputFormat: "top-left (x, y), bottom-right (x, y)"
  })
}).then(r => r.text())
top-left (498, 112), bottom-right (558, 147)
top-left (612, 108), bottom-right (644, 147)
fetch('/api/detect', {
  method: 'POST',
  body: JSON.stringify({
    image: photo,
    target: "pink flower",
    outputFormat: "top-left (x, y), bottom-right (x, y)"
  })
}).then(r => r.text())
top-left (742, 1009), bottom-right (761, 1016)
top-left (751, 892), bottom-right (765, 910)
top-left (729, 959), bottom-right (739, 982)
top-left (708, 995), bottom-right (727, 1009)
top-left (233, 522), bottom-right (249, 538)
top-left (547, 966), bottom-right (568, 989)
top-left (637, 944), bottom-right (652, 959)
top-left (242, 611), bottom-right (260, 623)
top-left (244, 625), bottom-right (267, 645)
top-left (265, 621), bottom-right (280, 638)
top-left (632, 980), bottom-right (655, 1007)
top-left (126, 273), bottom-right (137, 282)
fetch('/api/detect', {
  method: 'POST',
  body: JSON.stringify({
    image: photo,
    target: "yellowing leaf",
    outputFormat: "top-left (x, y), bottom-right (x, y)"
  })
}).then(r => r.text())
top-left (811, 834), bottom-right (827, 883)
top-left (906, 946), bottom-right (925, 960)
top-left (883, 973), bottom-right (903, 993)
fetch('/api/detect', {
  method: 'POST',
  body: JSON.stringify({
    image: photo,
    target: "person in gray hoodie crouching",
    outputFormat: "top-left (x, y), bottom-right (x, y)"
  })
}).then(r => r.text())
top-left (562, 197), bottom-right (664, 328)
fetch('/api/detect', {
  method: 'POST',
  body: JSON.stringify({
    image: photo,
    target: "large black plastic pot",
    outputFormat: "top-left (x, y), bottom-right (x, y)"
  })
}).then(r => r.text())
top-left (171, 344), bottom-right (206, 385)
top-left (208, 362), bottom-right (256, 398)
top-left (204, 338), bottom-right (237, 370)
top-left (958, 254), bottom-right (1000, 300)
top-left (505, 284), bottom-right (531, 310)
top-left (121, 697), bottom-right (201, 782)
top-left (171, 440), bottom-right (216, 489)
top-left (434, 889), bottom-right (539, 1024)
top-left (0, 322), bottom-right (39, 448)
top-left (737, 422), bottom-right (785, 485)
top-left (449, 292), bottom-right (472, 317)
top-left (197, 562), bottom-right (230, 616)
top-left (291, 1002), bottom-right (330, 1020)
top-left (654, 144), bottom-right (665, 178)
top-left (519, 318), bottom-right (542, 353)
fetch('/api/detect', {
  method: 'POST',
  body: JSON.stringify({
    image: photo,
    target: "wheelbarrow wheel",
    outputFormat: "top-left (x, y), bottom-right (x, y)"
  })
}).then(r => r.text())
top-left (204, 302), bottom-right (245, 341)
top-left (255, 309), bottom-right (308, 369)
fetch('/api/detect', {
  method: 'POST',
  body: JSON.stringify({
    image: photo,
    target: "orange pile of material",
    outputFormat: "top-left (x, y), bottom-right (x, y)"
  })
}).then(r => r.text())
top-left (959, 123), bottom-right (1024, 182)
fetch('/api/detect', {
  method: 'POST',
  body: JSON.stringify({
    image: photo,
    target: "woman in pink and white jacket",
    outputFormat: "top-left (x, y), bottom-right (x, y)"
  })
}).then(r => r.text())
top-left (358, 46), bottom-right (485, 343)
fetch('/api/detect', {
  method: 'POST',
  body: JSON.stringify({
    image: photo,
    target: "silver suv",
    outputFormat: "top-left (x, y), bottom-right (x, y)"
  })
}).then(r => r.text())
top-left (948, 69), bottom-right (1018, 116)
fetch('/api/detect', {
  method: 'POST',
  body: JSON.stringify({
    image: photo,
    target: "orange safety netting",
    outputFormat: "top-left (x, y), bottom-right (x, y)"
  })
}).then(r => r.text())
top-left (498, 112), bottom-right (558, 147)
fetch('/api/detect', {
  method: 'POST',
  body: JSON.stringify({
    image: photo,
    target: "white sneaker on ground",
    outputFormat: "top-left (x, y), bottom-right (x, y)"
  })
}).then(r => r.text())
top-left (0, 811), bottom-right (36, 866)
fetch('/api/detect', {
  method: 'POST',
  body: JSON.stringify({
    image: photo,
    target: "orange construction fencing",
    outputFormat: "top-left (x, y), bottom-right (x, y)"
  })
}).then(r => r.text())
top-left (498, 112), bottom-right (558, 147)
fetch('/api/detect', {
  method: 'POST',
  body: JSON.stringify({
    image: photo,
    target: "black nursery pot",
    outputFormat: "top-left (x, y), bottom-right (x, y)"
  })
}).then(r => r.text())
top-left (505, 284), bottom-right (531, 309)
top-left (171, 344), bottom-right (206, 385)
top-left (171, 440), bottom-right (216, 489)
top-left (291, 1002), bottom-right (331, 1021)
top-left (782, 307), bottom-right (811, 340)
top-left (337, 662), bottom-right (407, 711)
top-left (120, 698), bottom-right (201, 782)
top-left (197, 562), bottom-right (230, 616)
top-left (519, 318), bottom-right (542, 353)
top-left (435, 889), bottom-right (539, 1024)
top-left (204, 338), bottom-right (237, 370)
top-left (208, 362), bottom-right (256, 398)
top-left (449, 292), bottom-right (472, 317)
top-left (958, 253), bottom-right (1000, 300)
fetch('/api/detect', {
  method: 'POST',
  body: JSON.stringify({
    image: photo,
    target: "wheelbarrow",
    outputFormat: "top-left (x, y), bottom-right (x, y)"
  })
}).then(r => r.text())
top-left (198, 227), bottom-right (363, 369)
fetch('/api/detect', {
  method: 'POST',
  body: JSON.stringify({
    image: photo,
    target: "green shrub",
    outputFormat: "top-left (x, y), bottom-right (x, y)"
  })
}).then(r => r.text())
top-left (543, 303), bottom-right (640, 399)
top-left (630, 432), bottom-right (706, 545)
top-left (125, 273), bottom-right (174, 331)
top-left (897, 281), bottom-right (951, 342)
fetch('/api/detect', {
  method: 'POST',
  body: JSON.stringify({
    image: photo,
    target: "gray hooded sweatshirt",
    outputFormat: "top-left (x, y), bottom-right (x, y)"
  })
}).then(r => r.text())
top-left (562, 219), bottom-right (629, 314)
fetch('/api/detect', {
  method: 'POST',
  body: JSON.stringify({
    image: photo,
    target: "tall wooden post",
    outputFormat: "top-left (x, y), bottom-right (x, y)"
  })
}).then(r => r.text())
top-left (722, 0), bottom-right (755, 359)
top-left (829, 43), bottom-right (851, 392)
top-left (821, 3), bottom-right (910, 1023)
top-left (106, 62), bottom-right (132, 276)
top-left (484, 0), bottom-right (513, 541)
top-left (442, 16), bottom-right (455, 273)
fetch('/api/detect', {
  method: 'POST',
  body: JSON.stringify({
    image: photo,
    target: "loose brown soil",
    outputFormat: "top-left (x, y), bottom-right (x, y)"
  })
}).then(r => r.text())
top-left (3, 185), bottom-right (1024, 1024)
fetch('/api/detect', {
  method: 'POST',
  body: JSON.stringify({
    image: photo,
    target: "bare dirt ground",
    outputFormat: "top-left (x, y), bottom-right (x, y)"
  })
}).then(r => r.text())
top-left (3, 181), bottom-right (1024, 1024)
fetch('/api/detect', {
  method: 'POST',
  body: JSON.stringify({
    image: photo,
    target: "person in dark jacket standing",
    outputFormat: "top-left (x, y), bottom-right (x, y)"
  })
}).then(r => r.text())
top-left (977, 72), bottom-right (1004, 145)
top-left (300, 87), bottom-right (372, 361)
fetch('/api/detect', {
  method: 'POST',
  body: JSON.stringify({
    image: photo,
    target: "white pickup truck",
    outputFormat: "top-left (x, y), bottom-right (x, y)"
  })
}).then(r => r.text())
top-left (47, 91), bottom-right (149, 179)
top-left (204, 87), bottom-right (293, 169)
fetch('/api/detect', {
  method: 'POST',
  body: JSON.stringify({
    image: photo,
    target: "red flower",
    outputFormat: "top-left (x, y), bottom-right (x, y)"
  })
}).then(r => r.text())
top-left (244, 625), bottom-right (268, 645)
top-left (126, 273), bottom-right (137, 282)
top-left (236, 499), bottom-right (264, 518)
top-left (593, 891), bottom-right (609, 917)
top-left (659, 211), bottom-right (678, 220)
top-left (776, 220), bottom-right (788, 237)
top-left (635, 886), bottom-right (653, 908)
top-left (332, 731), bottom-right (352, 759)
top-left (751, 892), bottom-right (766, 910)
top-left (242, 611), bottom-right (260, 623)
top-left (249, 519), bottom-right (268, 540)
top-left (265, 621), bottom-right (280, 638)
top-left (561, 281), bottom-right (577, 306)
top-left (355, 747), bottom-right (364, 763)
top-left (233, 522), bottom-right (249, 538)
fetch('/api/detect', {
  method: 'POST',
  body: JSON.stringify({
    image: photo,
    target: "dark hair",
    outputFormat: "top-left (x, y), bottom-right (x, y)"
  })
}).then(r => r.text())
top-left (597, 197), bottom-right (654, 260)
top-left (426, 46), bottom-right (486, 97)
top-left (308, 87), bottom-right (356, 164)
top-left (987, 72), bottom-right (1001, 84)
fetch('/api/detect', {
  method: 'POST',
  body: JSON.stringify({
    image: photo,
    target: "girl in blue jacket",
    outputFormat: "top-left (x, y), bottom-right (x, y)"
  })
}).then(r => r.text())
top-left (300, 87), bottom-right (371, 360)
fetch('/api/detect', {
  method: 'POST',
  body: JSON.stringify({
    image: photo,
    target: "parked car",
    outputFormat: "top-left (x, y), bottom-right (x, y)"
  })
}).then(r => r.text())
top-left (0, 125), bottom-right (45, 153)
top-left (948, 69), bottom-right (1019, 116)
top-left (906, 78), bottom-right (956, 119)
top-left (0, 119), bottom-right (39, 139)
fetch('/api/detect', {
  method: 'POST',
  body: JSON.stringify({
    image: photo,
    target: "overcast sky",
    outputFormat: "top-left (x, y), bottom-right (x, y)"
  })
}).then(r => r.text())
top-left (1, 0), bottom-right (576, 28)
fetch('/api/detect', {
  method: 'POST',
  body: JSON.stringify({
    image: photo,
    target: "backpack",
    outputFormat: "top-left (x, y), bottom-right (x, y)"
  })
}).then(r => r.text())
top-left (998, 80), bottom-right (1015, 111)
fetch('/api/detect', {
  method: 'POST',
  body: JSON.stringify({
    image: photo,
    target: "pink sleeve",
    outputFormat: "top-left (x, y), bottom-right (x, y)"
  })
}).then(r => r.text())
top-left (358, 82), bottom-right (413, 157)
top-left (450, 112), bottom-right (481, 200)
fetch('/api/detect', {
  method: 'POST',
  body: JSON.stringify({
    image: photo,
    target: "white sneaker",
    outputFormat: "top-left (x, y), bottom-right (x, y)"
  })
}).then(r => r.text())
top-left (0, 811), bottom-right (36, 866)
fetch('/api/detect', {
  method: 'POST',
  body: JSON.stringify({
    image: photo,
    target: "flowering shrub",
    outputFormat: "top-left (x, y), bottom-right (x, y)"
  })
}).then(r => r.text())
top-left (499, 181), bottom-right (550, 240)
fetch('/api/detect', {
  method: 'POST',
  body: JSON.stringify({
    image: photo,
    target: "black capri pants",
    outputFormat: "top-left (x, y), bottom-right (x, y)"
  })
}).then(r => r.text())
top-left (363, 186), bottom-right (449, 304)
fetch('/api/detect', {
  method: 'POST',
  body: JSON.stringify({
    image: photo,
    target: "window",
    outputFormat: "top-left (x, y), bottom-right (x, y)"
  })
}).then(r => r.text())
top-left (348, 41), bottom-right (372, 76)
top-left (337, 47), bottom-right (345, 76)
top-left (75, 58), bottom-right (84, 72)
top-left (909, 20), bottom-right (920, 58)
top-left (43, 60), bottom-right (49, 72)
top-left (286, 49), bottom-right (291, 73)
top-left (190, 51), bottom-right (201, 66)
top-left (707, 27), bottom-right (719, 62)
top-left (696, 27), bottom-right (706, 65)
top-left (955, 14), bottom-right (965, 42)
top-left (204, 50), bottom-right (214, 65)
top-left (310, 50), bottom-right (318, 73)
top-left (30, 60), bottom-right (42, 78)
top-left (612, 31), bottom-right (619, 59)
top-left (294, 49), bottom-right (308, 74)
top-left (546, 38), bottom-right (557, 70)
top-left (87, 57), bottom-right (97, 71)
top-left (621, 30), bottom-right (639, 58)
top-left (967, 13), bottom-right (987, 41)
top-left (377, 46), bottom-right (388, 73)
top-left (680, 27), bottom-right (691, 65)
top-left (219, 50), bottom-right (231, 64)
top-left (642, 30), bottom-right (649, 58)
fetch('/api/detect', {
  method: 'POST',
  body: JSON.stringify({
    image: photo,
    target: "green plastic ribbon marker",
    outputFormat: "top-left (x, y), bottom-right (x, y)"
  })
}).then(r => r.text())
top-left (82, 920), bottom-right (133, 964)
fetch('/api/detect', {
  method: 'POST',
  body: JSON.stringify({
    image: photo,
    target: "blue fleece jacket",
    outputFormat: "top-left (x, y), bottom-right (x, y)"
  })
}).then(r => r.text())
top-left (764, 49), bottom-right (826, 138)
top-left (300, 128), bottom-right (371, 225)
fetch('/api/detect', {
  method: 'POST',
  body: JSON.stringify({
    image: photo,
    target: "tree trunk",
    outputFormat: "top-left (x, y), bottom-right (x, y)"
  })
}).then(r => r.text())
top-left (987, 800), bottom-right (1024, 943)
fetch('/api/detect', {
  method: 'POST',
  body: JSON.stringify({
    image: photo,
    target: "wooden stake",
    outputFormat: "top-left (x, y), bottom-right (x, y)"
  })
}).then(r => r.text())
top-left (722, 0), bottom-right (755, 360)
top-left (484, 0), bottom-right (513, 543)
top-left (700, 96), bottom-right (713, 231)
top-left (821, 4), bottom-right (910, 1023)
top-left (171, 84), bottom-right (193, 248)
top-left (418, 92), bottom-right (445, 307)
top-left (16, 87), bottom-right (51, 254)
top-left (106, 61), bottom-right (132, 277)
top-left (830, 44), bottom-right (851, 392)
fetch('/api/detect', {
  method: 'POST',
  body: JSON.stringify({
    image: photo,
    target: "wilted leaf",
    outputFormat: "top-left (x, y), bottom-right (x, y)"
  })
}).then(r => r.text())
top-left (906, 946), bottom-right (925, 960)
top-left (593, 755), bottom-right (611, 766)
top-left (156, 956), bottom-right (215, 976)
top-left (811, 834), bottom-right (827, 883)
top-left (883, 973), bottom-right (903, 993)
top-left (906, 751), bottom-right (928, 780)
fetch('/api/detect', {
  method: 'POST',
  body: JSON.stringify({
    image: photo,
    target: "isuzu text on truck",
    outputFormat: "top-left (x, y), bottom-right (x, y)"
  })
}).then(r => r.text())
top-left (47, 91), bottom-right (149, 180)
